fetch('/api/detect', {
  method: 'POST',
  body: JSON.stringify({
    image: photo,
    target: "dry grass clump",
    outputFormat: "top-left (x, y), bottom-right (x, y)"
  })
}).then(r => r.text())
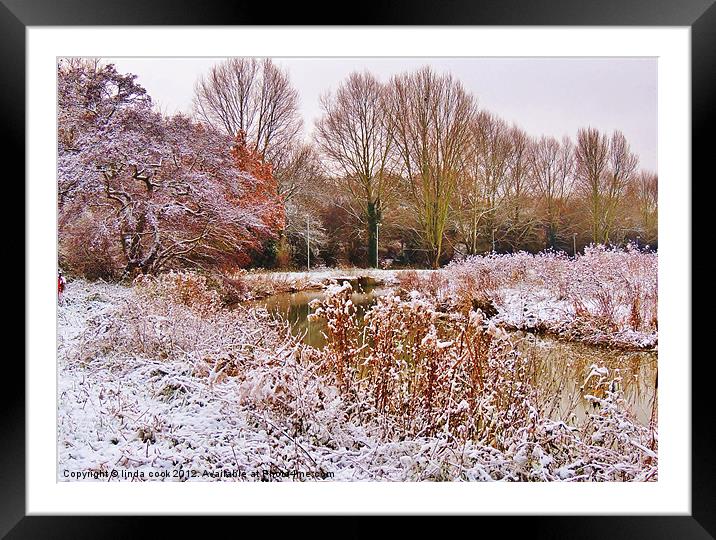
top-left (398, 257), bottom-right (505, 316)
top-left (79, 272), bottom-right (288, 374)
top-left (133, 271), bottom-right (222, 315)
top-left (311, 287), bottom-right (536, 443)
top-left (307, 283), bottom-right (657, 480)
top-left (203, 272), bottom-right (249, 305)
top-left (397, 270), bottom-right (448, 298)
top-left (307, 283), bottom-right (362, 390)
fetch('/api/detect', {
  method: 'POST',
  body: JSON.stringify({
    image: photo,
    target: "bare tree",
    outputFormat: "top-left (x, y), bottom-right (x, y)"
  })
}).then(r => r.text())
top-left (272, 142), bottom-right (323, 204)
top-left (501, 125), bottom-right (536, 250)
top-left (386, 67), bottom-right (476, 268)
top-left (452, 111), bottom-right (511, 255)
top-left (631, 170), bottom-right (658, 245)
top-left (530, 135), bottom-right (574, 249)
top-left (315, 72), bottom-right (394, 267)
top-left (276, 143), bottom-right (324, 267)
top-left (575, 128), bottom-right (639, 244)
top-left (575, 127), bottom-right (610, 244)
top-left (193, 58), bottom-right (302, 167)
top-left (603, 131), bottom-right (639, 243)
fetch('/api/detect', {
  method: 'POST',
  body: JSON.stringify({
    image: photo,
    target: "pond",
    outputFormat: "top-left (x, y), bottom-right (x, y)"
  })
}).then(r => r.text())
top-left (260, 284), bottom-right (387, 349)
top-left (258, 287), bottom-right (657, 426)
top-left (512, 332), bottom-right (657, 426)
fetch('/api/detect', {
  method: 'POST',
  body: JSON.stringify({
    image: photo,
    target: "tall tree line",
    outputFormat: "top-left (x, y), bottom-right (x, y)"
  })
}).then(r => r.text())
top-left (59, 59), bottom-right (658, 276)
top-left (309, 66), bottom-right (656, 267)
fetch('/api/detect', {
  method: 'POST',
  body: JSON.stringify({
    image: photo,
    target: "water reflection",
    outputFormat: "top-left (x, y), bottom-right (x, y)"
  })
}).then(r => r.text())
top-left (513, 332), bottom-right (657, 426)
top-left (261, 285), bottom-right (386, 349)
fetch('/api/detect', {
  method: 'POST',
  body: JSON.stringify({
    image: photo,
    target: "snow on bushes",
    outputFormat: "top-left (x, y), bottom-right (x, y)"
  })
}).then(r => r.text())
top-left (58, 269), bottom-right (656, 482)
top-left (306, 283), bottom-right (657, 480)
top-left (58, 61), bottom-right (285, 279)
top-left (395, 245), bottom-right (658, 349)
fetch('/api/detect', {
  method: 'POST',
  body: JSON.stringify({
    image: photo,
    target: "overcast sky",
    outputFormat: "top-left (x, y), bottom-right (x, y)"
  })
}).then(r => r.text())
top-left (107, 57), bottom-right (657, 172)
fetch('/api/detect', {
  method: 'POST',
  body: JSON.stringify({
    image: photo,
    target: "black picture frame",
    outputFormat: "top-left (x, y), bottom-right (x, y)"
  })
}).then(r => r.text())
top-left (8, 0), bottom-right (708, 537)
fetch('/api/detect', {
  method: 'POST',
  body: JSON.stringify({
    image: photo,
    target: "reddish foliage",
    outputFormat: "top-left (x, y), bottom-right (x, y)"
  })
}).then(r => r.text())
top-left (230, 130), bottom-right (286, 235)
top-left (57, 61), bottom-right (287, 277)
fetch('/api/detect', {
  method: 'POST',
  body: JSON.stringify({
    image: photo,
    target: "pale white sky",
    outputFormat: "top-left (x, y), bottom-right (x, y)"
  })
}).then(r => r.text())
top-left (108, 57), bottom-right (657, 171)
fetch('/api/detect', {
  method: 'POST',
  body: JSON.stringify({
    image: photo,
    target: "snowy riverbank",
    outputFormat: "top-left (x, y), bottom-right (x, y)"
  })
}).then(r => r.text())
top-left (58, 271), bottom-right (657, 482)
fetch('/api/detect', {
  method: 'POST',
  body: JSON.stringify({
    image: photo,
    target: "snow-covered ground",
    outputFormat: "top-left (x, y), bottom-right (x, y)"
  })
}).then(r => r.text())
top-left (237, 267), bottom-right (403, 300)
top-left (491, 283), bottom-right (658, 349)
top-left (56, 279), bottom-right (513, 481)
top-left (58, 273), bottom-right (657, 482)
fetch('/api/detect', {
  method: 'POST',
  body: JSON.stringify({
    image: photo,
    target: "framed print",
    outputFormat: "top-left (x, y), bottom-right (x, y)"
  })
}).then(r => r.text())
top-left (10, 0), bottom-right (709, 537)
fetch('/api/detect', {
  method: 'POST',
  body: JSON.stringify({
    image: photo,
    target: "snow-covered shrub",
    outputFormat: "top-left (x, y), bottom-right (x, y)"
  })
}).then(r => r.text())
top-left (396, 270), bottom-right (422, 294)
top-left (441, 246), bottom-right (657, 348)
top-left (306, 283), bottom-right (657, 480)
top-left (568, 244), bottom-right (657, 335)
top-left (204, 272), bottom-right (249, 305)
top-left (59, 210), bottom-right (123, 280)
top-left (396, 270), bottom-right (448, 300)
top-left (133, 271), bottom-right (221, 315)
top-left (308, 282), bottom-right (363, 390)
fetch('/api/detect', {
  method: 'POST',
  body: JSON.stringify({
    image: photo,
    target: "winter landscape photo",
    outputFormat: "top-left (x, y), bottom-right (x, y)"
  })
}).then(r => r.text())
top-left (57, 56), bottom-right (658, 482)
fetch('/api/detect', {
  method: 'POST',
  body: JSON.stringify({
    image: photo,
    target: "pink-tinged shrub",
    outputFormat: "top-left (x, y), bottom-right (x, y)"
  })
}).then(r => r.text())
top-left (133, 271), bottom-right (221, 315)
top-left (58, 62), bottom-right (284, 278)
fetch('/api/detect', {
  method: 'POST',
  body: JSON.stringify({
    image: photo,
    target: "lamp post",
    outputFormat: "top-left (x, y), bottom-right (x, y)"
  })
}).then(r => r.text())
top-left (376, 221), bottom-right (380, 269)
top-left (573, 233), bottom-right (577, 257)
top-left (306, 216), bottom-right (310, 271)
